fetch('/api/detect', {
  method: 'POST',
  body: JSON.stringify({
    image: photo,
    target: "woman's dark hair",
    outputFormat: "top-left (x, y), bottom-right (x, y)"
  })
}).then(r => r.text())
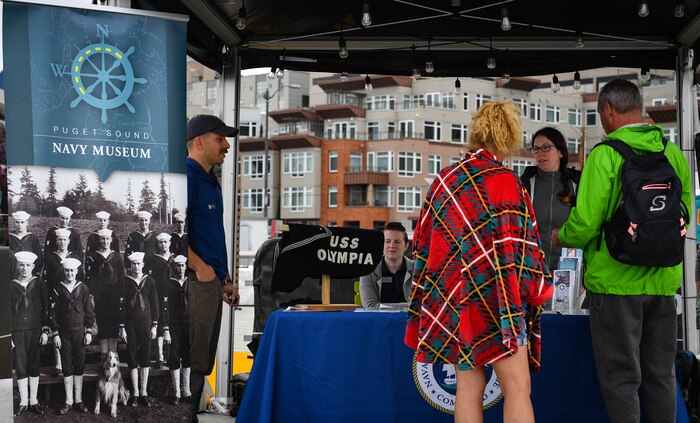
top-left (531, 127), bottom-right (574, 202)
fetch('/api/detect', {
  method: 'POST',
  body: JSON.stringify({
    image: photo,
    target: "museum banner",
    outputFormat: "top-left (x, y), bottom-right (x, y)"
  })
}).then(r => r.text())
top-left (2, 1), bottom-right (188, 419)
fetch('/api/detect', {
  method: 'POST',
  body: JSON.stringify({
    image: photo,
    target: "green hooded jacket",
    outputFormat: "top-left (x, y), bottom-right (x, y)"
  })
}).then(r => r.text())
top-left (558, 124), bottom-right (691, 296)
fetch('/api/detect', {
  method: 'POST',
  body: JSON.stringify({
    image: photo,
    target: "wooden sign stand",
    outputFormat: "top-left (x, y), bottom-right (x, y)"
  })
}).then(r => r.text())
top-left (278, 225), bottom-right (359, 311)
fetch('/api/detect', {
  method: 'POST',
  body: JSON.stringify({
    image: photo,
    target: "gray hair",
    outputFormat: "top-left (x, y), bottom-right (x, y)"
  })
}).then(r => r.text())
top-left (597, 78), bottom-right (643, 114)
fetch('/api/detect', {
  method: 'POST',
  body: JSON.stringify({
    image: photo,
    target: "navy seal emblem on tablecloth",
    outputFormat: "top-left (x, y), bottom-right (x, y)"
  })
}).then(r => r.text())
top-left (412, 352), bottom-right (502, 414)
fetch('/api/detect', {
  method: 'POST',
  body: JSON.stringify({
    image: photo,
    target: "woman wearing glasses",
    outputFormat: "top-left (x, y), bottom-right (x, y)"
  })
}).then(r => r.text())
top-left (520, 127), bottom-right (581, 271)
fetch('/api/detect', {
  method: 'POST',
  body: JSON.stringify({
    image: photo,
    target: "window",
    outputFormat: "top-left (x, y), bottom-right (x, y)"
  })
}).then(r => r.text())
top-left (663, 127), bottom-right (678, 142)
top-left (462, 93), bottom-right (469, 111)
top-left (239, 121), bottom-right (259, 138)
top-left (428, 155), bottom-right (442, 175)
top-left (242, 155), bottom-right (265, 179)
top-left (367, 121), bottom-right (380, 140)
top-left (350, 152), bottom-right (362, 171)
top-left (331, 122), bottom-right (356, 139)
top-left (451, 124), bottom-right (468, 144)
top-left (476, 94), bottom-right (492, 110)
top-left (367, 151), bottom-right (393, 172)
top-left (567, 138), bottom-right (580, 154)
top-left (398, 151), bottom-right (422, 177)
top-left (283, 186), bottom-right (312, 212)
top-left (329, 151), bottom-right (338, 172)
top-left (508, 159), bottom-right (533, 177)
top-left (366, 95), bottom-right (396, 110)
top-left (328, 186), bottom-right (338, 207)
top-left (530, 102), bottom-right (542, 121)
top-left (567, 108), bottom-right (582, 126)
top-left (513, 98), bottom-right (528, 117)
top-left (397, 187), bottom-right (422, 212)
top-left (652, 98), bottom-right (667, 106)
top-left (442, 92), bottom-right (455, 109)
top-left (399, 120), bottom-right (414, 138)
top-left (242, 188), bottom-right (264, 213)
top-left (586, 109), bottom-right (597, 126)
top-left (450, 156), bottom-right (462, 164)
top-left (425, 92), bottom-right (441, 107)
top-left (387, 122), bottom-right (396, 139)
top-left (545, 105), bottom-right (560, 123)
top-left (374, 186), bottom-right (393, 207)
top-left (522, 131), bottom-right (529, 146)
top-left (403, 94), bottom-right (424, 109)
top-left (283, 151), bottom-right (313, 177)
top-left (348, 186), bottom-right (364, 206)
top-left (424, 121), bottom-right (442, 141)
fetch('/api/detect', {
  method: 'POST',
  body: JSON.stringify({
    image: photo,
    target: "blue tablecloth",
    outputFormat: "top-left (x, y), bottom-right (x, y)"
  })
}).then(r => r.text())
top-left (236, 310), bottom-right (689, 423)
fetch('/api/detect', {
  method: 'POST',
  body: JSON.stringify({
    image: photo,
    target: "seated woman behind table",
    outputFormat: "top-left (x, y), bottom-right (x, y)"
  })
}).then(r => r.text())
top-left (359, 222), bottom-right (414, 308)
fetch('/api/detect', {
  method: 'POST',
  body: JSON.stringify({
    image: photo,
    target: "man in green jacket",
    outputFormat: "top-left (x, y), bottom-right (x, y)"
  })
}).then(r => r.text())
top-left (553, 78), bottom-right (691, 423)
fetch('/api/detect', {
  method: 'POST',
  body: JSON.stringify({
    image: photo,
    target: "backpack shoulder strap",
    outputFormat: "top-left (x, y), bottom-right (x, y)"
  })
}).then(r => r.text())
top-left (598, 139), bottom-right (636, 160)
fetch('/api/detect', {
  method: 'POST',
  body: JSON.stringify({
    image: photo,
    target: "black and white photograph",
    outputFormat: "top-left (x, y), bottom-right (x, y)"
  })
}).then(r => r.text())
top-left (8, 165), bottom-right (189, 422)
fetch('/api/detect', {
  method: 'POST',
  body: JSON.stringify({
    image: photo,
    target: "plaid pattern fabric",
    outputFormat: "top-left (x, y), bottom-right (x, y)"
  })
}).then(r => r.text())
top-left (405, 149), bottom-right (553, 370)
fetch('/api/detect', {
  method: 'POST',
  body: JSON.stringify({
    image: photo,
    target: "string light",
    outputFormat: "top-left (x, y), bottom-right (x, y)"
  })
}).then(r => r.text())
top-left (487, 37), bottom-right (496, 70)
top-left (268, 67), bottom-right (276, 80)
top-left (675, 0), bottom-right (685, 17)
top-left (236, 1), bottom-right (247, 30)
top-left (425, 41), bottom-right (434, 74)
top-left (552, 74), bottom-right (561, 93)
top-left (500, 5), bottom-right (511, 31)
top-left (339, 37), bottom-right (349, 59)
top-left (638, 0), bottom-right (649, 17)
top-left (573, 71), bottom-right (581, 90)
top-left (361, 1), bottom-right (372, 27)
top-left (454, 78), bottom-right (461, 94)
top-left (502, 72), bottom-right (511, 84)
top-left (639, 66), bottom-right (651, 82)
top-left (340, 72), bottom-right (349, 81)
top-left (575, 29), bottom-right (584, 48)
top-left (365, 75), bottom-right (373, 91)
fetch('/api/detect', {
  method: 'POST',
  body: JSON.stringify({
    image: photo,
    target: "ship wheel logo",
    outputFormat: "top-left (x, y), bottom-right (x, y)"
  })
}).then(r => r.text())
top-left (62, 25), bottom-right (147, 123)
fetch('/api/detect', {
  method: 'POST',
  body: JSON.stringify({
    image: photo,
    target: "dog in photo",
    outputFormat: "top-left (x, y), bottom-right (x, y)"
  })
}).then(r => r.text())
top-left (94, 351), bottom-right (130, 417)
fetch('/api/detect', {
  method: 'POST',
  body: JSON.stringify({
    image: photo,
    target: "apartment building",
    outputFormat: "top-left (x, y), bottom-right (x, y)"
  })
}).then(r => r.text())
top-left (187, 64), bottom-right (681, 232)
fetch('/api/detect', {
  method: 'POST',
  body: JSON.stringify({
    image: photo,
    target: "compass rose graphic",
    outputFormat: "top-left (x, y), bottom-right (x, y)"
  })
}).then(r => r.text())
top-left (60, 25), bottom-right (147, 123)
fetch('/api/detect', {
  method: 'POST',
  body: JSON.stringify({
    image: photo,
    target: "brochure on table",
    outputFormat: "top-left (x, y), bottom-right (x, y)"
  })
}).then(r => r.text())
top-left (552, 248), bottom-right (586, 314)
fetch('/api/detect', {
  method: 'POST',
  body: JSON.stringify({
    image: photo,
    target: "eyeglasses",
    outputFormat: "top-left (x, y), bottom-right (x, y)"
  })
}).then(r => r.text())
top-left (530, 144), bottom-right (554, 154)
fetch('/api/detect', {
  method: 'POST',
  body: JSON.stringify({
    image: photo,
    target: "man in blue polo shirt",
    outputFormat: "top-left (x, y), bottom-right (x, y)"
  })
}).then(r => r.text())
top-left (186, 114), bottom-right (240, 423)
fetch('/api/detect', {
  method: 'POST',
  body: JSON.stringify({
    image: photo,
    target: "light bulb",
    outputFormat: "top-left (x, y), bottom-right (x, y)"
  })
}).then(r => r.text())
top-left (412, 67), bottom-right (421, 79)
top-left (500, 7), bottom-right (511, 31)
top-left (675, 0), bottom-right (685, 17)
top-left (638, 0), bottom-right (649, 17)
top-left (340, 72), bottom-right (349, 81)
top-left (339, 37), bottom-right (349, 59)
top-left (552, 75), bottom-right (561, 93)
top-left (276, 68), bottom-right (284, 79)
top-left (268, 68), bottom-right (276, 80)
top-left (487, 55), bottom-right (496, 70)
top-left (365, 75), bottom-right (373, 91)
top-left (425, 59), bottom-right (434, 74)
top-left (502, 73), bottom-right (511, 84)
top-left (573, 71), bottom-right (581, 90)
top-left (235, 7), bottom-right (247, 30)
top-left (575, 30), bottom-right (584, 48)
top-left (361, 1), bottom-right (372, 27)
top-left (640, 67), bottom-right (650, 82)
top-left (454, 78), bottom-right (461, 94)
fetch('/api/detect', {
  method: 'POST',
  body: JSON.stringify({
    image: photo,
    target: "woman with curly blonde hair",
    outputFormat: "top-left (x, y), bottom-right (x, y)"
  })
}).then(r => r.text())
top-left (406, 100), bottom-right (553, 423)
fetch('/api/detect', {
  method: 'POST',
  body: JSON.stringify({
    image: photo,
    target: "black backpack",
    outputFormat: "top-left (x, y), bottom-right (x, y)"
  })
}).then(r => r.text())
top-left (595, 138), bottom-right (687, 267)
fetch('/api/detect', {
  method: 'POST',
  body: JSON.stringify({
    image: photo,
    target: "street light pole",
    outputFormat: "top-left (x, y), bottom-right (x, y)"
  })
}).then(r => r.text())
top-left (263, 89), bottom-right (271, 219)
top-left (261, 83), bottom-right (301, 220)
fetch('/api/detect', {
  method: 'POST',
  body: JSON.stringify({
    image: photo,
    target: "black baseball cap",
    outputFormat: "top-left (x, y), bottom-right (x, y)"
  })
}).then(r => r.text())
top-left (186, 114), bottom-right (239, 141)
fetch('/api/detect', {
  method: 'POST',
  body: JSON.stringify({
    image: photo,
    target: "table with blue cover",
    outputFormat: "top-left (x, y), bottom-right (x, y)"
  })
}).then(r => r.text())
top-left (236, 310), bottom-right (689, 423)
